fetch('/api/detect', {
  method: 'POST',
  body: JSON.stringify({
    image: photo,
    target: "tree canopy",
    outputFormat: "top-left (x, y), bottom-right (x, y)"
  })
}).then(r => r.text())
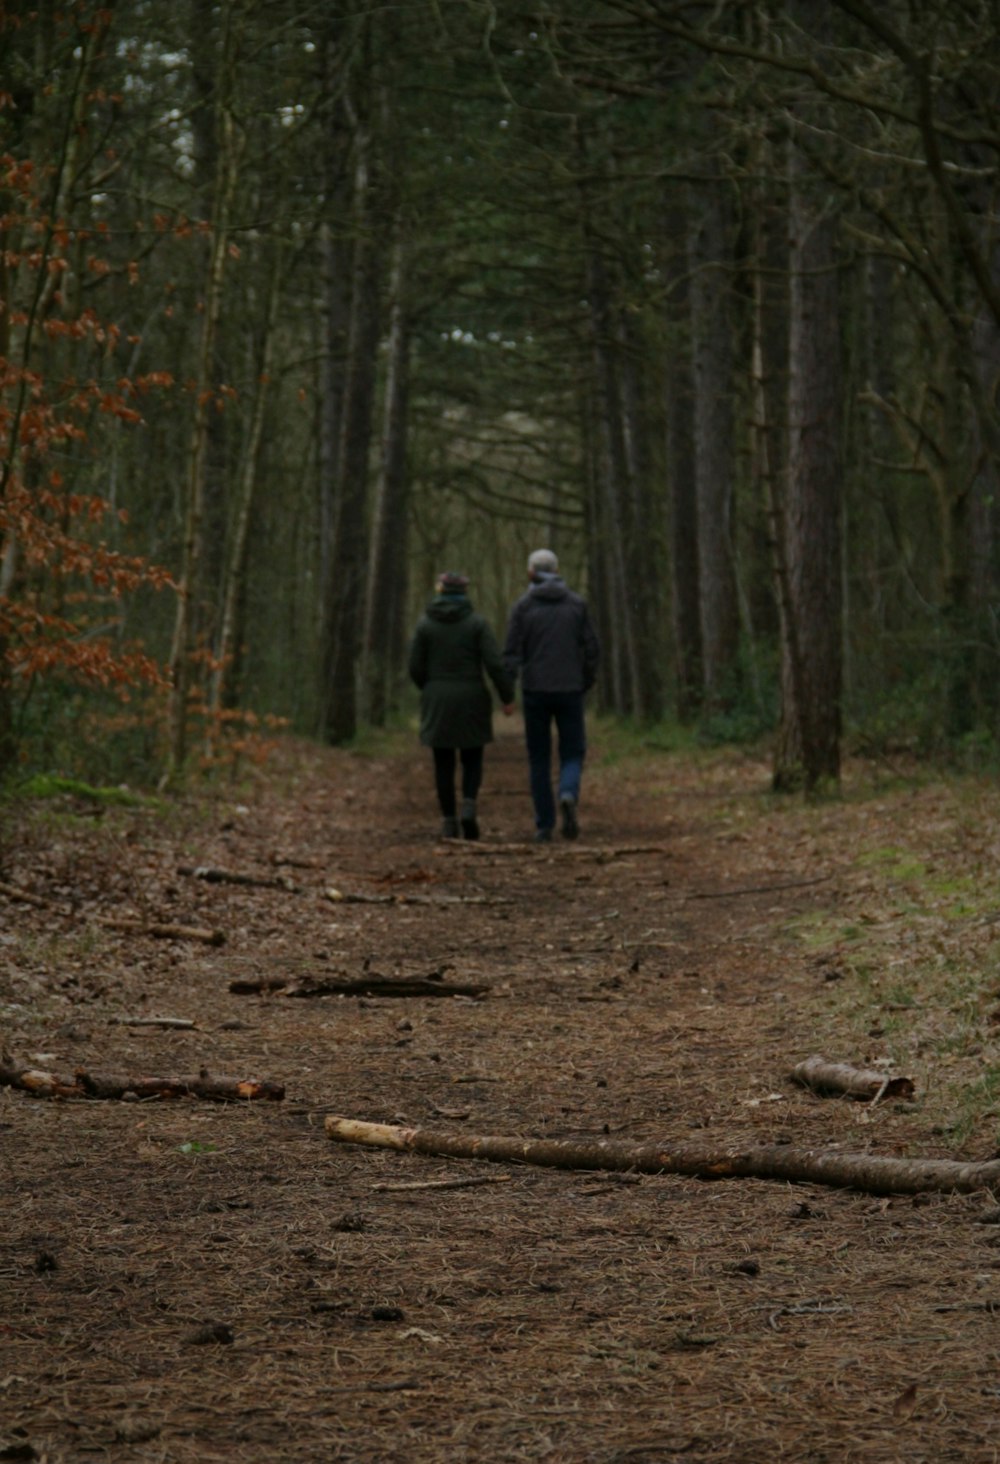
top-left (2, 0), bottom-right (998, 787)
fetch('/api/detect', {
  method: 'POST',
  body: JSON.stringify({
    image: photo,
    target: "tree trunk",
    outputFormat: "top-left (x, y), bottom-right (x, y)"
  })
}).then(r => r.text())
top-left (209, 241), bottom-right (283, 721)
top-left (773, 153), bottom-right (843, 792)
top-left (363, 227), bottom-right (411, 725)
top-left (689, 177), bottom-right (741, 712)
top-left (321, 114), bottom-right (382, 745)
top-left (164, 21), bottom-right (242, 783)
top-left (662, 184), bottom-right (702, 724)
top-left (583, 229), bottom-right (639, 715)
top-left (617, 306), bottom-right (668, 721)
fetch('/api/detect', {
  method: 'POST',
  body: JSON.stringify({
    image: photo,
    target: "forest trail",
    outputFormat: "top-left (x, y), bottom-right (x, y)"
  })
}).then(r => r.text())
top-left (3, 727), bottom-right (1000, 1462)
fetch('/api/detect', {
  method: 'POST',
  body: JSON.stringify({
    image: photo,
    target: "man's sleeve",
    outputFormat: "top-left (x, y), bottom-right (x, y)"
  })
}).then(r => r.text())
top-left (502, 602), bottom-right (523, 683)
top-left (581, 605), bottom-right (600, 691)
top-left (480, 619), bottom-right (516, 703)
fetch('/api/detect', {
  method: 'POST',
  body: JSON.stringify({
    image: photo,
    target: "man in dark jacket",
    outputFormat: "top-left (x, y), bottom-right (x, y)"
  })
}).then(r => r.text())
top-left (409, 571), bottom-right (514, 840)
top-left (503, 548), bottom-right (600, 842)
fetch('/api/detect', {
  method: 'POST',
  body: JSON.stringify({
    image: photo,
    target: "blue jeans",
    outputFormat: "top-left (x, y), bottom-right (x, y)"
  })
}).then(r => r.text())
top-left (522, 690), bottom-right (586, 832)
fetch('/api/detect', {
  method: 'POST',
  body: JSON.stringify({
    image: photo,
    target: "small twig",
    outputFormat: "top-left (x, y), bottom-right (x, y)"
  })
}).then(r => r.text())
top-left (0, 879), bottom-right (50, 909)
top-left (766, 1302), bottom-right (854, 1331)
top-left (371, 1176), bottom-right (513, 1193)
top-left (108, 1016), bottom-right (195, 1030)
top-left (690, 875), bottom-right (833, 900)
top-left (179, 864), bottom-right (297, 892)
top-left (324, 887), bottom-right (511, 907)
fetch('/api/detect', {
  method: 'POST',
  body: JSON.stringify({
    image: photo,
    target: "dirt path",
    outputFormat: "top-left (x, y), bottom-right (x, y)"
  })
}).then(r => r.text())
top-left (3, 725), bottom-right (1000, 1462)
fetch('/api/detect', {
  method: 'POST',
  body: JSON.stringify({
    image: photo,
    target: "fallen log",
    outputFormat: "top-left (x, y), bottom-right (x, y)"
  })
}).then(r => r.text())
top-left (230, 971), bottom-right (490, 999)
top-left (0, 1063), bottom-right (284, 1102)
top-left (109, 1016), bottom-right (195, 1029)
top-left (791, 1055), bottom-right (915, 1103)
top-left (95, 915), bottom-right (226, 945)
top-left (179, 864), bottom-right (297, 892)
top-left (324, 887), bottom-right (510, 907)
top-left (323, 1116), bottom-right (1000, 1197)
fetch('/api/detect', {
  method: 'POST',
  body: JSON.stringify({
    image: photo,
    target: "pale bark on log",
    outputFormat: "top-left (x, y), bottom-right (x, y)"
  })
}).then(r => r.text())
top-left (324, 1117), bottom-right (1000, 1197)
top-left (230, 972), bottom-right (490, 999)
top-left (0, 1064), bottom-right (284, 1102)
top-left (791, 1055), bottom-right (915, 1102)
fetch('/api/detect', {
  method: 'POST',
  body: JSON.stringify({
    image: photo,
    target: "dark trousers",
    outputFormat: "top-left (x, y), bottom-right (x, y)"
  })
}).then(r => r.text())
top-left (521, 690), bottom-right (586, 832)
top-left (432, 746), bottom-right (484, 817)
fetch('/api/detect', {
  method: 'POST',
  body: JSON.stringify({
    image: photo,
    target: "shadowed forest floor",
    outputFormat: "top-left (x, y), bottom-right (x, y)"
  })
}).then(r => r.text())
top-left (4, 723), bottom-right (1000, 1462)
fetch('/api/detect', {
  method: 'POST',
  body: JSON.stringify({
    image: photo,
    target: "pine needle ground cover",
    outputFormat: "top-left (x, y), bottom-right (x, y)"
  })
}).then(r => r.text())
top-left (3, 728), bottom-right (1000, 1462)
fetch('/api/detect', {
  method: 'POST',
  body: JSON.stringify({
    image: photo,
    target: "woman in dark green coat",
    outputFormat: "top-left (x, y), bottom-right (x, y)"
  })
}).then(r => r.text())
top-left (408, 571), bottom-right (515, 840)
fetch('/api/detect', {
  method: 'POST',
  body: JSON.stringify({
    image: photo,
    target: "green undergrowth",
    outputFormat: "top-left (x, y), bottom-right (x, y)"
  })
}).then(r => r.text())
top-left (777, 789), bottom-right (1000, 1151)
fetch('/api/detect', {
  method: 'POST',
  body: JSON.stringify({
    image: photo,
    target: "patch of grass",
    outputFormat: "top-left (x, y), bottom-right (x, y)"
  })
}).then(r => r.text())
top-left (8, 774), bottom-right (157, 809)
top-left (346, 720), bottom-right (416, 760)
top-left (782, 911), bottom-right (868, 952)
top-left (854, 846), bottom-right (926, 878)
top-left (590, 715), bottom-right (704, 769)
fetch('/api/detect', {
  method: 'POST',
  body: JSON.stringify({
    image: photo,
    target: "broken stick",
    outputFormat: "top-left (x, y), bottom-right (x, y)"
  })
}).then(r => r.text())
top-left (0, 1063), bottom-right (284, 1102)
top-left (109, 1016), bottom-right (195, 1029)
top-left (179, 864), bottom-right (297, 892)
top-left (324, 1116), bottom-right (1000, 1197)
top-left (230, 971), bottom-right (490, 999)
top-left (0, 882), bottom-right (224, 945)
top-left (791, 1055), bottom-right (915, 1103)
top-left (96, 915), bottom-right (226, 945)
top-left (324, 888), bottom-right (510, 907)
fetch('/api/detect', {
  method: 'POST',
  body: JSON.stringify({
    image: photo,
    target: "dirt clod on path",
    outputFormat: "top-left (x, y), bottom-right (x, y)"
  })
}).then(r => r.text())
top-left (3, 726), bottom-right (1000, 1463)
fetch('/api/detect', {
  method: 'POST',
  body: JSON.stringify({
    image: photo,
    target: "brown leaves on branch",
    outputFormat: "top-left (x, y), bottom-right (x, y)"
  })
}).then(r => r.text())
top-left (1, 139), bottom-right (176, 714)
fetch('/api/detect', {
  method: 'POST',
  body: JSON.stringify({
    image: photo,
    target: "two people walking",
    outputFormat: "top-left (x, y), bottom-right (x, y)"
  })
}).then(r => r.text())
top-left (408, 550), bottom-right (599, 842)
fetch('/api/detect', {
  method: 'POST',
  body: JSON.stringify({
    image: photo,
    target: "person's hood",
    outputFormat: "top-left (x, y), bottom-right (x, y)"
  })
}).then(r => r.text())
top-left (529, 573), bottom-right (568, 601)
top-left (427, 593), bottom-right (473, 622)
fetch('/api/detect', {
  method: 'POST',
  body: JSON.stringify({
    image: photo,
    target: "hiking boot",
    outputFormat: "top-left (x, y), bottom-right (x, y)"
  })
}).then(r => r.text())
top-left (534, 827), bottom-right (553, 844)
top-left (559, 793), bottom-right (579, 840)
top-left (441, 816), bottom-right (460, 840)
top-left (460, 799), bottom-right (479, 841)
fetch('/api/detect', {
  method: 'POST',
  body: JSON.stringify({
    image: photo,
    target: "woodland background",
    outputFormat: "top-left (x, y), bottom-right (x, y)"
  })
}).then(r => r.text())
top-left (1, 0), bottom-right (998, 793)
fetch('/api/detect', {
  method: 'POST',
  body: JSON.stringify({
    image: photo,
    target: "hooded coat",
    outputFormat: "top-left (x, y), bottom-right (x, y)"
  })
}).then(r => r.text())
top-left (408, 594), bottom-right (514, 748)
top-left (503, 574), bottom-right (600, 694)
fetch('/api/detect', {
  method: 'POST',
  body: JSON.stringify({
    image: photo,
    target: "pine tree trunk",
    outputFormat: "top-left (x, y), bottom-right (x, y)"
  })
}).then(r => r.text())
top-left (321, 120), bottom-right (382, 746)
top-left (164, 58), bottom-right (242, 783)
top-left (583, 233), bottom-right (640, 715)
top-left (210, 242), bottom-right (283, 720)
top-left (689, 177), bottom-right (741, 712)
top-left (774, 155), bottom-right (843, 792)
top-left (364, 229), bottom-right (411, 726)
top-left (662, 184), bottom-right (702, 724)
top-left (617, 308), bottom-right (668, 721)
